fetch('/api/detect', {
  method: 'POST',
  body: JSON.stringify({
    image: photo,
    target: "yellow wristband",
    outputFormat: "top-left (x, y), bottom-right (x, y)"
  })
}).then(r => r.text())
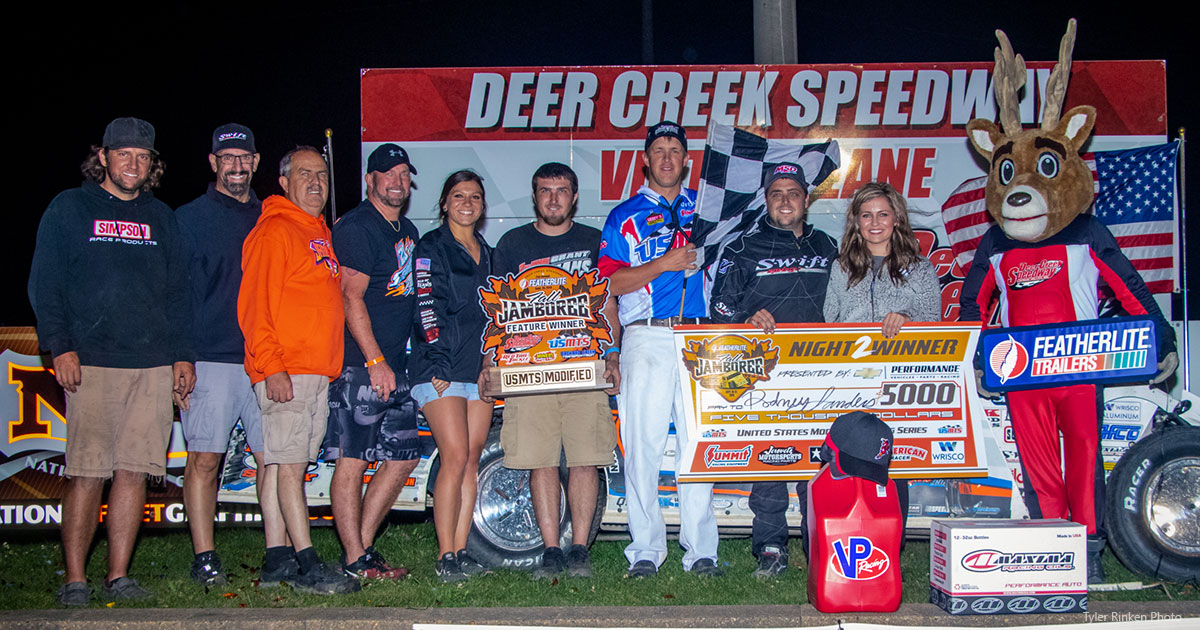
top-left (364, 356), bottom-right (386, 367)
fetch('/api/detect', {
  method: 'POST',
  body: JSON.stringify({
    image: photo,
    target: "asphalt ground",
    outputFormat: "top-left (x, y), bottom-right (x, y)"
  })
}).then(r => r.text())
top-left (2, 601), bottom-right (1198, 629)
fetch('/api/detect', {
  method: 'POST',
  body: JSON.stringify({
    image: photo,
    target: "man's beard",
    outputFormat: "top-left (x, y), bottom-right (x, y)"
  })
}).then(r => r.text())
top-left (107, 165), bottom-right (148, 195)
top-left (538, 210), bottom-right (569, 226)
top-left (221, 171), bottom-right (250, 197)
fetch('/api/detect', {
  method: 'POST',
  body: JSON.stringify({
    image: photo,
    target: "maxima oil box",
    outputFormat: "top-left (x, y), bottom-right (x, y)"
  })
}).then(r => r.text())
top-left (930, 518), bottom-right (1087, 615)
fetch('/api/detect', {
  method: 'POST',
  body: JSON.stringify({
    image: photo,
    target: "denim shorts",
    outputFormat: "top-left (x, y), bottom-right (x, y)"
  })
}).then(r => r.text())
top-left (411, 381), bottom-right (481, 408)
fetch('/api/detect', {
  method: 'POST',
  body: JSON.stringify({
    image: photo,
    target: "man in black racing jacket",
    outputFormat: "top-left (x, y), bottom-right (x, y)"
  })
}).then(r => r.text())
top-left (708, 162), bottom-right (838, 578)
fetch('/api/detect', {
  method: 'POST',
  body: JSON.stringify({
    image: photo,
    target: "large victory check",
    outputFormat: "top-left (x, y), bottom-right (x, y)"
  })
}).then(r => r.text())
top-left (673, 323), bottom-right (989, 482)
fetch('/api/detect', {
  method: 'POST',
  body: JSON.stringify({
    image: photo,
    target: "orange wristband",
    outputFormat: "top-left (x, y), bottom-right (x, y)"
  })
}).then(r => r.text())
top-left (364, 356), bottom-right (386, 367)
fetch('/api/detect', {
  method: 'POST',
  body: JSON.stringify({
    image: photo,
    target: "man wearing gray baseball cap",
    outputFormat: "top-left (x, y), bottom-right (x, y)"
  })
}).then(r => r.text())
top-left (30, 117), bottom-right (195, 606)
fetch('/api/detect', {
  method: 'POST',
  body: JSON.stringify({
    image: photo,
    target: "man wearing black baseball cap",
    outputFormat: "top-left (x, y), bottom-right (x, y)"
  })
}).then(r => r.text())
top-left (324, 143), bottom-right (421, 581)
top-left (176, 123), bottom-right (268, 588)
top-left (709, 151), bottom-right (841, 578)
top-left (30, 117), bottom-right (195, 605)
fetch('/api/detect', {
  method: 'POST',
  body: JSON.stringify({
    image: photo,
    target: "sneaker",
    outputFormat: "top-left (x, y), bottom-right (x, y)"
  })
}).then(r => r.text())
top-left (342, 548), bottom-right (407, 580)
top-left (627, 560), bottom-right (657, 578)
top-left (564, 544), bottom-right (592, 578)
top-left (533, 546), bottom-right (566, 580)
top-left (293, 561), bottom-right (361, 595)
top-left (100, 576), bottom-right (153, 601)
top-left (190, 550), bottom-right (228, 587)
top-left (688, 558), bottom-right (724, 577)
top-left (435, 552), bottom-right (467, 583)
top-left (456, 549), bottom-right (490, 576)
top-left (753, 545), bottom-right (788, 579)
top-left (259, 555), bottom-right (299, 588)
top-left (55, 581), bottom-right (90, 607)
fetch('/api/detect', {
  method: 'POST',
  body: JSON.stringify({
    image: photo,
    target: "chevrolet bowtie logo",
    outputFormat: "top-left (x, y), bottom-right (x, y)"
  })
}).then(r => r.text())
top-left (854, 367), bottom-right (882, 379)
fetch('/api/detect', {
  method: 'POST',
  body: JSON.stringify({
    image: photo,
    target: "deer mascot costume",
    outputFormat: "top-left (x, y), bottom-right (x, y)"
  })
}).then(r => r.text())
top-left (959, 20), bottom-right (1177, 584)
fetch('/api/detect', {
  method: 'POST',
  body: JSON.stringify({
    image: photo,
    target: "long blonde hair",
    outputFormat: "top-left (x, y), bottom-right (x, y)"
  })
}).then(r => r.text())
top-left (838, 182), bottom-right (922, 287)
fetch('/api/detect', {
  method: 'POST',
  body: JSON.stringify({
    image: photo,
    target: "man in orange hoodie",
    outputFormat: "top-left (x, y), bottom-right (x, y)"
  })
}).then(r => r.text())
top-left (238, 146), bottom-right (358, 595)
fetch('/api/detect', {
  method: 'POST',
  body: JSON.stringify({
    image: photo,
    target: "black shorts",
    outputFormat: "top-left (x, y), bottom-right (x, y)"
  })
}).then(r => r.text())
top-left (325, 366), bottom-right (419, 462)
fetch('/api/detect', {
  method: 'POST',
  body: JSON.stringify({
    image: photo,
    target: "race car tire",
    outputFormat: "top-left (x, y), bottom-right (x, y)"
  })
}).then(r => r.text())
top-left (465, 424), bottom-right (606, 571)
top-left (1105, 424), bottom-right (1200, 584)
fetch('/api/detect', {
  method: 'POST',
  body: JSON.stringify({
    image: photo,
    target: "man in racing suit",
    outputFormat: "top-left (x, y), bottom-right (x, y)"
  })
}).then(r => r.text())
top-left (709, 163), bottom-right (838, 577)
top-left (598, 121), bottom-right (721, 577)
top-left (960, 212), bottom-right (1176, 582)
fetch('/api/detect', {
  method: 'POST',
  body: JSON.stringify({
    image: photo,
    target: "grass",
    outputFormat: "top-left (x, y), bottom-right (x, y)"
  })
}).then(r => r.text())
top-left (0, 521), bottom-right (1195, 610)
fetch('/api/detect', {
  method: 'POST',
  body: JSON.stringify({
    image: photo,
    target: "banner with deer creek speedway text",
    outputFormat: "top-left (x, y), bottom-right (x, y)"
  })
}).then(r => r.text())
top-left (360, 62), bottom-right (1170, 323)
top-left (673, 322), bottom-right (988, 482)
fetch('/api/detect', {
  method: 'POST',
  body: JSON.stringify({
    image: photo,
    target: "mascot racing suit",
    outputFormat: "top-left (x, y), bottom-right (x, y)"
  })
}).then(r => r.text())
top-left (960, 213), bottom-right (1175, 535)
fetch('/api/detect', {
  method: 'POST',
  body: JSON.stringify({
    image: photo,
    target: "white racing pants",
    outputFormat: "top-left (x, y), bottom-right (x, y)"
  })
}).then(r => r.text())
top-left (617, 324), bottom-right (719, 570)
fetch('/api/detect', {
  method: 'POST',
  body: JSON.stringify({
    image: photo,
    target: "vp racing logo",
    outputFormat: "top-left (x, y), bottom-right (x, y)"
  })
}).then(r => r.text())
top-left (961, 549), bottom-right (1075, 572)
top-left (830, 536), bottom-right (889, 580)
top-left (988, 335), bottom-right (1028, 384)
top-left (680, 334), bottom-right (779, 402)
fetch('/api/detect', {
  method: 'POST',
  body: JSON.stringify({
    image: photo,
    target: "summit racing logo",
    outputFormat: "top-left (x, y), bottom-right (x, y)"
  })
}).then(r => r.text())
top-left (479, 266), bottom-right (612, 366)
top-left (961, 549), bottom-right (1076, 573)
top-left (704, 445), bottom-right (752, 468)
top-left (988, 335), bottom-right (1028, 384)
top-left (756, 445), bottom-right (804, 466)
top-left (1006, 259), bottom-right (1063, 290)
top-left (680, 334), bottom-right (779, 402)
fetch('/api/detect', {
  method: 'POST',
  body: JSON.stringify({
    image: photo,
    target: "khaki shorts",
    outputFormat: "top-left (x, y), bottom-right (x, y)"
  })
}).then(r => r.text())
top-left (501, 390), bottom-right (615, 469)
top-left (254, 374), bottom-right (330, 465)
top-left (65, 365), bottom-right (173, 478)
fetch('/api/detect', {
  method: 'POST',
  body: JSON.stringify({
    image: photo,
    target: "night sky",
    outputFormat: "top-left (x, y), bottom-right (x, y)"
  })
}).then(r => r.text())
top-left (12, 1), bottom-right (1196, 325)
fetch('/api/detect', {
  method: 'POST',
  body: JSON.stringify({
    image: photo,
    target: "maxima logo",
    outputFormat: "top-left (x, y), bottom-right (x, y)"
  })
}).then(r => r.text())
top-left (948, 598), bottom-right (968, 614)
top-left (970, 597), bottom-right (1005, 614)
top-left (1006, 596), bottom-right (1042, 613)
top-left (1043, 595), bottom-right (1079, 613)
top-left (961, 549), bottom-right (1075, 572)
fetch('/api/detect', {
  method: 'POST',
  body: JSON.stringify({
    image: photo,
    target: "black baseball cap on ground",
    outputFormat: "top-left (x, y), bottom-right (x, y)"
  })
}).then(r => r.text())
top-left (212, 123), bottom-right (256, 154)
top-left (819, 411), bottom-right (893, 486)
top-left (368, 143), bottom-right (417, 175)
top-left (645, 121), bottom-right (687, 152)
top-left (103, 117), bottom-right (156, 152)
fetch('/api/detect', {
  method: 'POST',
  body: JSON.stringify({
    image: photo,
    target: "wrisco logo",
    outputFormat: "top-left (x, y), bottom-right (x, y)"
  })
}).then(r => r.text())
top-left (988, 335), bottom-right (1028, 384)
top-left (703, 444), bottom-right (752, 468)
top-left (961, 549), bottom-right (1075, 572)
top-left (1006, 259), bottom-right (1063, 290)
top-left (830, 536), bottom-right (889, 580)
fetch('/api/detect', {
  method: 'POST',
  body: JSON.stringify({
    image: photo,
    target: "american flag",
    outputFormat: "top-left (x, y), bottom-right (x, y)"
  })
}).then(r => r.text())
top-left (941, 141), bottom-right (1179, 294)
top-left (690, 121), bottom-right (839, 298)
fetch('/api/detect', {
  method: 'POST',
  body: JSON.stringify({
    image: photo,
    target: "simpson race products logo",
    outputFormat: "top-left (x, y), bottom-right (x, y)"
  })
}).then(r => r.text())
top-left (988, 335), bottom-right (1028, 384)
top-left (829, 536), bottom-right (890, 580)
top-left (308, 239), bottom-right (339, 276)
top-left (704, 444), bottom-right (752, 468)
top-left (478, 266), bottom-right (612, 366)
top-left (680, 334), bottom-right (779, 402)
top-left (757, 445), bottom-right (804, 466)
top-left (960, 549), bottom-right (1076, 573)
top-left (387, 237), bottom-right (415, 296)
top-left (1006, 259), bottom-right (1063, 290)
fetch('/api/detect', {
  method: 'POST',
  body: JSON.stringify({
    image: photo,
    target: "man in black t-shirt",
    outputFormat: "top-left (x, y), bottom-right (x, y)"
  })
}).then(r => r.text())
top-left (326, 144), bottom-right (421, 580)
top-left (482, 163), bottom-right (620, 579)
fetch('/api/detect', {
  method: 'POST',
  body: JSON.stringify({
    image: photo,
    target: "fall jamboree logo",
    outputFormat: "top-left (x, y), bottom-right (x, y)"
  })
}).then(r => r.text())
top-left (478, 265), bottom-right (612, 366)
top-left (680, 334), bottom-right (779, 402)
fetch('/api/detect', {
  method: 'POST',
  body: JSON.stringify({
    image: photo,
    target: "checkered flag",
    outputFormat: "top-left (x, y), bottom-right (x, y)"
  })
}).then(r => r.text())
top-left (690, 121), bottom-right (840, 291)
